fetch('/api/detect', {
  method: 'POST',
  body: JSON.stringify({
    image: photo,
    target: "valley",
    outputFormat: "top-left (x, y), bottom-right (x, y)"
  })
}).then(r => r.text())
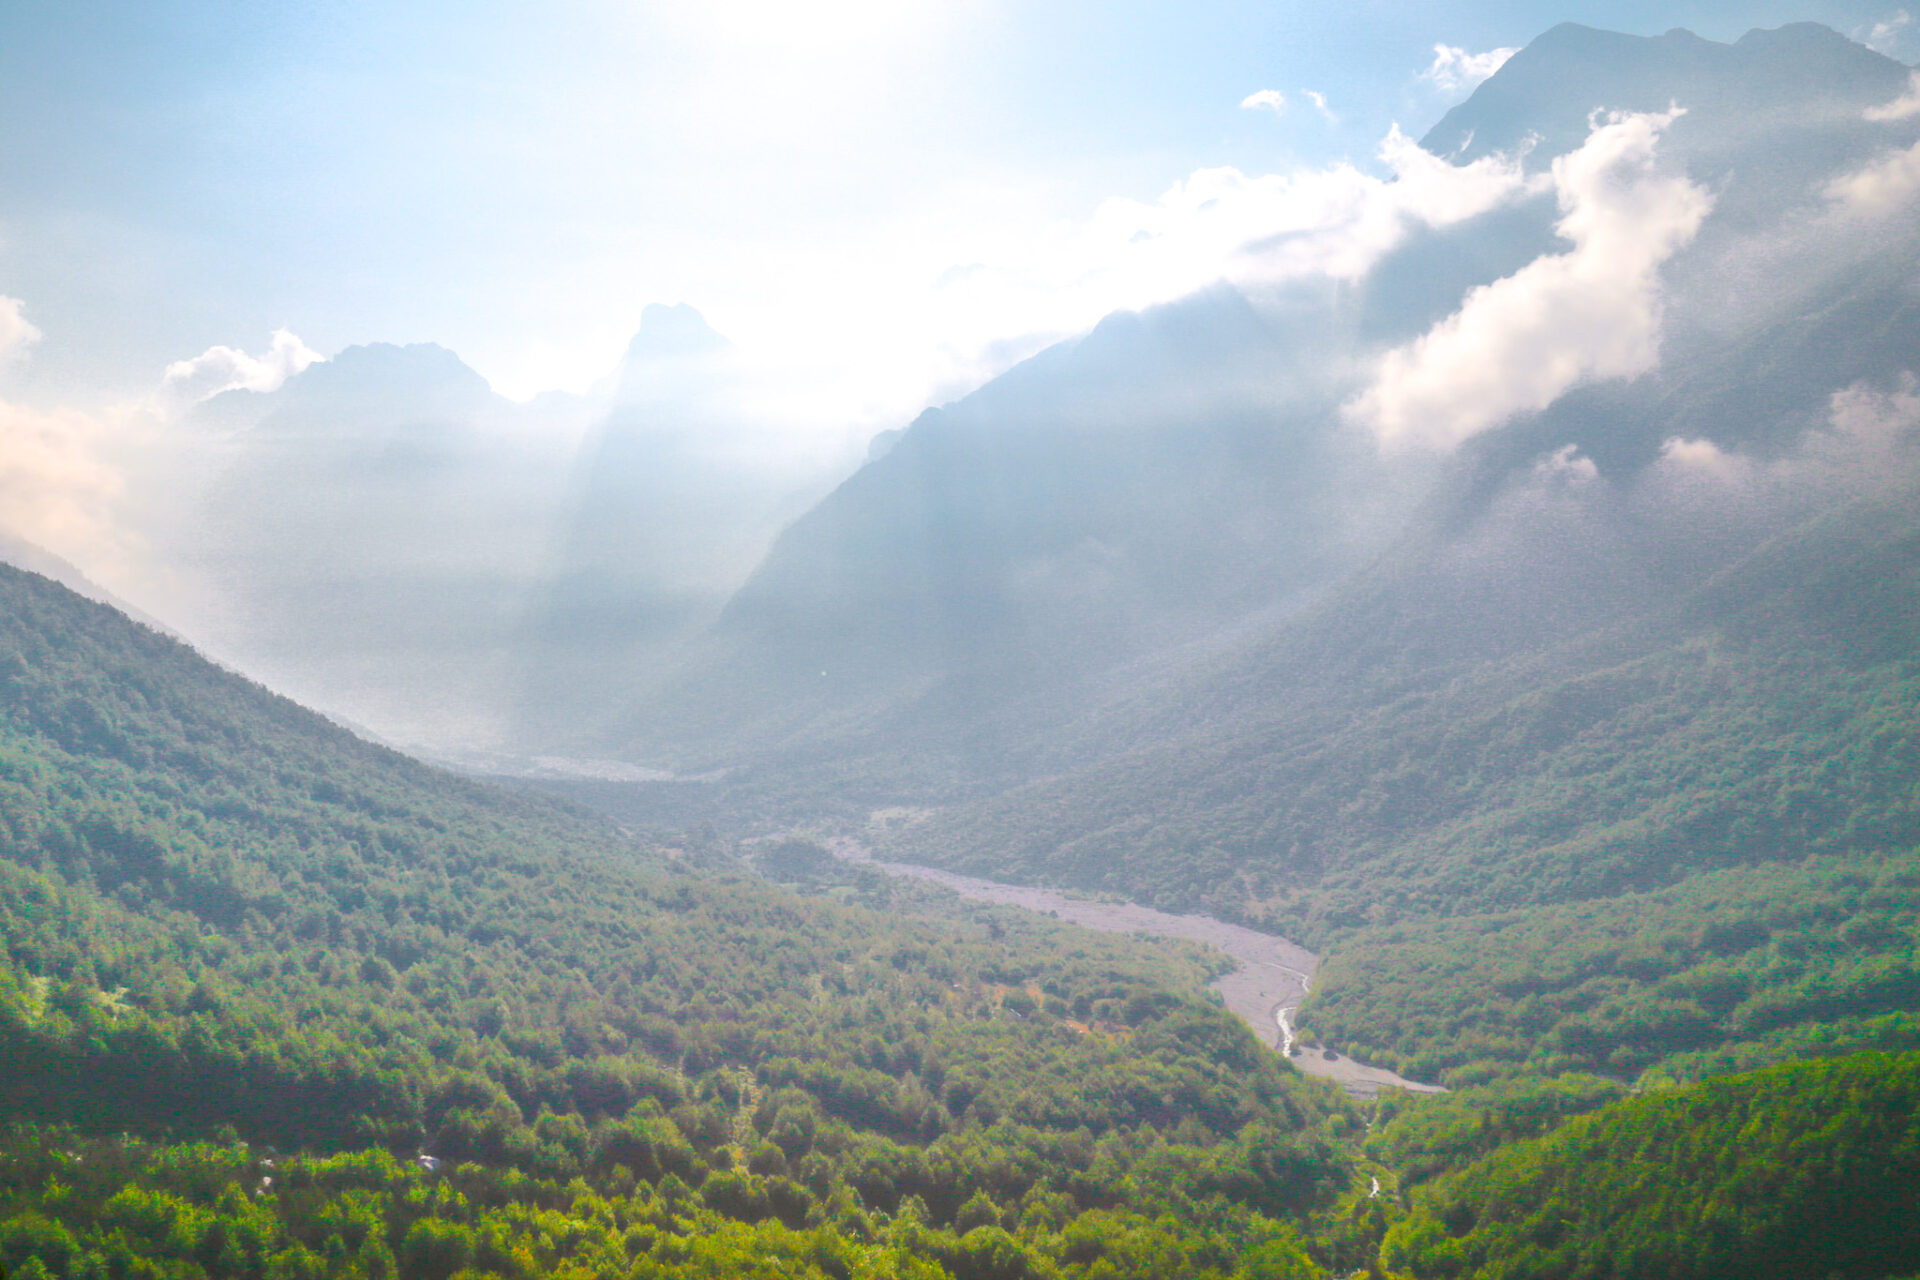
top-left (2, 11), bottom-right (1919, 1279)
top-left (821, 837), bottom-right (1445, 1099)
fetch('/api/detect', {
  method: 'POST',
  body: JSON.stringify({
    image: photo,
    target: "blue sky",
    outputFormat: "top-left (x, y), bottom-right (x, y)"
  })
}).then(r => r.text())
top-left (0, 0), bottom-right (1913, 414)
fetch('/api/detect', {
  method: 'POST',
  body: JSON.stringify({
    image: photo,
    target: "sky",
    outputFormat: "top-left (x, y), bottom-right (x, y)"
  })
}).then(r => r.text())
top-left (2, 0), bottom-right (1913, 422)
top-left (1, 0), bottom-right (1915, 750)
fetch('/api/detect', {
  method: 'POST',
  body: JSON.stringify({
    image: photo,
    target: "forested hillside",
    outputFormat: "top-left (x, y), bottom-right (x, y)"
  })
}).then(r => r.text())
top-left (545, 19), bottom-right (1920, 1152)
top-left (0, 563), bottom-right (1370, 1278)
top-left (1378, 1051), bottom-right (1920, 1280)
top-left (888, 484), bottom-right (1920, 922)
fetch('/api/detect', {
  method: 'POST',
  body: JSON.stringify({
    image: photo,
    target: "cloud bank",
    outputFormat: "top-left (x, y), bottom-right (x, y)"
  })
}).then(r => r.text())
top-left (1420, 44), bottom-right (1518, 97)
top-left (1345, 109), bottom-right (1712, 451)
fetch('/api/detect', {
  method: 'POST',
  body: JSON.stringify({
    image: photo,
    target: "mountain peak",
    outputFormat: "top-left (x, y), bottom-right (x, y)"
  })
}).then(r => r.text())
top-left (290, 341), bottom-right (495, 401)
top-left (622, 303), bottom-right (729, 366)
top-left (1421, 19), bottom-right (1910, 165)
top-left (1735, 20), bottom-right (1857, 48)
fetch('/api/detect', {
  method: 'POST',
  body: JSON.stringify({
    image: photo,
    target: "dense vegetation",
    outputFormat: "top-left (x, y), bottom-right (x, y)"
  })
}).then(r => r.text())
top-left (1302, 848), bottom-right (1920, 1088)
top-left (846, 493), bottom-right (1920, 1108)
top-left (4, 518), bottom-right (1920, 1277)
top-left (880, 493), bottom-right (1920, 929)
top-left (0, 565), bottom-right (1374, 1277)
top-left (1379, 1051), bottom-right (1920, 1280)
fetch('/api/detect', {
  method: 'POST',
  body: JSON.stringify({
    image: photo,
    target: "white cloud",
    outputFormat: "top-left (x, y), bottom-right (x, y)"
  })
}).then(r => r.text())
top-left (1094, 125), bottom-right (1536, 292)
top-left (1533, 443), bottom-right (1599, 485)
top-left (1302, 89), bottom-right (1337, 122)
top-left (1657, 435), bottom-right (1746, 479)
top-left (1825, 136), bottom-right (1920, 218)
top-left (1644, 375), bottom-right (1920, 508)
top-left (1813, 374), bottom-right (1920, 480)
top-left (0, 296), bottom-right (41, 360)
top-left (1864, 9), bottom-right (1913, 51)
top-left (1866, 69), bottom-right (1920, 122)
top-left (1345, 108), bottom-right (1713, 451)
top-left (1240, 89), bottom-right (1287, 113)
top-left (1420, 44), bottom-right (1518, 97)
top-left (158, 329), bottom-right (322, 411)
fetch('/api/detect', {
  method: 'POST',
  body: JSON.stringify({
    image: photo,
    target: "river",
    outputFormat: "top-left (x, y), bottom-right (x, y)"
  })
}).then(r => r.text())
top-left (827, 839), bottom-right (1444, 1099)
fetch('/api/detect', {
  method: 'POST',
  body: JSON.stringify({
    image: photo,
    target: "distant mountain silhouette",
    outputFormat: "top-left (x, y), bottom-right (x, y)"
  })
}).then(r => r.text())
top-left (594, 23), bottom-right (1920, 906)
top-left (607, 281), bottom-right (1425, 770)
top-left (179, 342), bottom-right (578, 747)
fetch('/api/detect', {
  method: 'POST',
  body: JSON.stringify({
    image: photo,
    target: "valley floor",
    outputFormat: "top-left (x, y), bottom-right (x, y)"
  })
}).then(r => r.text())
top-left (823, 837), bottom-right (1446, 1098)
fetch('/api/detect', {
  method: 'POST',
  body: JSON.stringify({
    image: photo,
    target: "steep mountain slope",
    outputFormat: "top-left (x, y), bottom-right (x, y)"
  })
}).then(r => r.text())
top-left (0, 562), bottom-right (1364, 1277)
top-left (609, 22), bottom-right (1918, 788)
top-left (180, 341), bottom-right (582, 747)
top-left (167, 310), bottom-right (854, 756)
top-left (1380, 1051), bottom-right (1920, 1280)
top-left (611, 282), bottom-right (1418, 773)
top-left (891, 473), bottom-right (1920, 918)
top-left (569, 22), bottom-right (1920, 1098)
top-left (1423, 22), bottom-right (1910, 188)
top-left (510, 305), bottom-right (846, 750)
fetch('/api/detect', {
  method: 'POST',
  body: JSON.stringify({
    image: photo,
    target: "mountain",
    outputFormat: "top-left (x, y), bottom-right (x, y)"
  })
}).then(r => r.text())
top-left (605, 281), bottom-right (1428, 778)
top-left (602, 21), bottom-right (1918, 788)
top-left (0, 560), bottom-right (1362, 1277)
top-left (1381, 1051), bottom-right (1920, 1280)
top-left (508, 304), bottom-right (847, 750)
top-left (166, 314), bottom-right (853, 757)
top-left (551, 23), bottom-right (1920, 1096)
top-left (11, 21), bottom-right (1920, 1279)
top-left (177, 341), bottom-right (582, 749)
top-left (0, 527), bottom-right (176, 635)
top-left (8, 562), bottom-right (1913, 1278)
top-left (1424, 22), bottom-right (1910, 190)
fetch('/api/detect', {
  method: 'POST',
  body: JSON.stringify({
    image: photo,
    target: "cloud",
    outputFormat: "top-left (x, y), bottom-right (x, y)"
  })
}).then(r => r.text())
top-left (895, 123), bottom-right (1540, 413)
top-left (0, 296), bottom-right (41, 360)
top-left (1420, 44), bottom-right (1518, 97)
top-left (1640, 375), bottom-right (1920, 519)
top-left (0, 396), bottom-right (128, 572)
top-left (1809, 374), bottom-right (1920, 483)
top-left (1866, 69), bottom-right (1920, 122)
top-left (1656, 434), bottom-right (1747, 479)
top-left (0, 298), bottom-right (125, 569)
top-left (1302, 90), bottom-right (1337, 123)
top-left (158, 329), bottom-right (322, 411)
top-left (1097, 125), bottom-right (1537, 291)
top-left (1240, 89), bottom-right (1286, 114)
top-left (1533, 443), bottom-right (1599, 486)
top-left (1345, 108), bottom-right (1712, 451)
top-left (1864, 9), bottom-right (1913, 51)
top-left (1825, 136), bottom-right (1920, 218)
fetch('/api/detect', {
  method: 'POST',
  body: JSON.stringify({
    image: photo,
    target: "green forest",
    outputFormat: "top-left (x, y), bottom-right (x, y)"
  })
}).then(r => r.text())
top-left (3, 545), bottom-right (1920, 1279)
top-left (1378, 1052), bottom-right (1920, 1280)
top-left (0, 566), bottom-right (1370, 1277)
top-left (869, 490), bottom-right (1919, 920)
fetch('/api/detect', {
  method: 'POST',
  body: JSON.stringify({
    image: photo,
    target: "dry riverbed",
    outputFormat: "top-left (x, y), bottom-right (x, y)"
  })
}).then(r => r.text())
top-left (827, 839), bottom-right (1443, 1099)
